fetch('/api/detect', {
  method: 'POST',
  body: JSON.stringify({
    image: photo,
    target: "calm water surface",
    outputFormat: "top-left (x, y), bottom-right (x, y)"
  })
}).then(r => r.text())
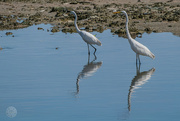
top-left (0, 24), bottom-right (180, 121)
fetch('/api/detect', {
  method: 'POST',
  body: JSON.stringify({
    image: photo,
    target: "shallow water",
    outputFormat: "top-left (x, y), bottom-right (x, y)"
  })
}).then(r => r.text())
top-left (0, 24), bottom-right (180, 121)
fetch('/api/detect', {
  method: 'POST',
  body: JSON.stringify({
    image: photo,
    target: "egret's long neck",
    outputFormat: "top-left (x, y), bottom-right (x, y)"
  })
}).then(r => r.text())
top-left (74, 13), bottom-right (80, 33)
top-left (124, 13), bottom-right (132, 41)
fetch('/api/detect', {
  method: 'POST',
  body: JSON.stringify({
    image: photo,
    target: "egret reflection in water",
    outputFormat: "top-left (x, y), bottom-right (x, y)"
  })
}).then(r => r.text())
top-left (75, 54), bottom-right (102, 95)
top-left (128, 64), bottom-right (155, 111)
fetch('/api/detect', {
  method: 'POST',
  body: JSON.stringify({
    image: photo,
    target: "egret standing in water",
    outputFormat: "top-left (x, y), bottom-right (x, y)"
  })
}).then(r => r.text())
top-left (114, 11), bottom-right (155, 64)
top-left (70, 11), bottom-right (102, 54)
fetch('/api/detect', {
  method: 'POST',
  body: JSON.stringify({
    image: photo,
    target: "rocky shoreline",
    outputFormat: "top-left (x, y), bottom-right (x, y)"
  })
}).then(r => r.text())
top-left (0, 0), bottom-right (180, 37)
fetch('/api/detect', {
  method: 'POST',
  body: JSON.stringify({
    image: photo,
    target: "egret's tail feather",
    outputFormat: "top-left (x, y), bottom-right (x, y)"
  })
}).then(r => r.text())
top-left (150, 53), bottom-right (155, 59)
top-left (98, 41), bottom-right (102, 46)
top-left (97, 39), bottom-right (102, 46)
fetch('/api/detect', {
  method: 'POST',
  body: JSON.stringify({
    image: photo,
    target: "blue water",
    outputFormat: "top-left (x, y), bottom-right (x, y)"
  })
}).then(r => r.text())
top-left (0, 24), bottom-right (180, 121)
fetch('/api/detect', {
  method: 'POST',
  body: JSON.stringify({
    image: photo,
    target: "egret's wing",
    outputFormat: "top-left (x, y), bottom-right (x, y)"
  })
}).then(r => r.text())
top-left (79, 31), bottom-right (102, 46)
top-left (134, 40), bottom-right (151, 56)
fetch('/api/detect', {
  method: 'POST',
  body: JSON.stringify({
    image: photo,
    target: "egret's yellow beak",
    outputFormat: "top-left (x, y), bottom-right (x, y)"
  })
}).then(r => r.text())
top-left (113, 11), bottom-right (121, 14)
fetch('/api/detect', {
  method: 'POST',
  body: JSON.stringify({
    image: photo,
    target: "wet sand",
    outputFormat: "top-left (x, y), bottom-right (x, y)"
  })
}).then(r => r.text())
top-left (0, 0), bottom-right (180, 37)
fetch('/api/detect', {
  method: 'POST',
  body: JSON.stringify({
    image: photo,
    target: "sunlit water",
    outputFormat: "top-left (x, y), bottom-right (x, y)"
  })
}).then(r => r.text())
top-left (0, 24), bottom-right (180, 121)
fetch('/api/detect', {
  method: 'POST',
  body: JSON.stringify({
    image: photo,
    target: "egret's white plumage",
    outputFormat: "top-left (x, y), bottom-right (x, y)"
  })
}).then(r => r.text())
top-left (70, 11), bottom-right (102, 54)
top-left (116, 11), bottom-right (155, 64)
top-left (79, 31), bottom-right (102, 46)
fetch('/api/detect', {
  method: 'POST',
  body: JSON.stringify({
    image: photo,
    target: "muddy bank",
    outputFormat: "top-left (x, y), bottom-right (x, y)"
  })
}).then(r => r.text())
top-left (0, 0), bottom-right (180, 37)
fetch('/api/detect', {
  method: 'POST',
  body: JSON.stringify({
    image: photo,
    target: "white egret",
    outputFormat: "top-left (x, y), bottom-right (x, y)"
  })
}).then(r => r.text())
top-left (70, 11), bottom-right (102, 54)
top-left (114, 11), bottom-right (155, 64)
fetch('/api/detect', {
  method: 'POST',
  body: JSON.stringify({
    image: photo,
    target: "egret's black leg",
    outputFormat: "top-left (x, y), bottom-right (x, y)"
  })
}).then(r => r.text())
top-left (88, 53), bottom-right (90, 64)
top-left (87, 44), bottom-right (90, 55)
top-left (136, 62), bottom-right (138, 74)
top-left (136, 54), bottom-right (138, 65)
top-left (138, 55), bottom-right (141, 65)
top-left (138, 62), bottom-right (141, 72)
top-left (93, 53), bottom-right (97, 62)
top-left (136, 61), bottom-right (141, 75)
top-left (90, 44), bottom-right (97, 54)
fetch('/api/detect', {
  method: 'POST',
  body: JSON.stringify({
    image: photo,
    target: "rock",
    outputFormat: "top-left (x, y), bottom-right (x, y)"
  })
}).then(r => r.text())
top-left (49, 7), bottom-right (64, 13)
top-left (51, 27), bottom-right (60, 33)
top-left (62, 27), bottom-right (76, 33)
top-left (144, 27), bottom-right (151, 32)
top-left (37, 27), bottom-right (44, 30)
top-left (114, 28), bottom-right (126, 34)
top-left (6, 32), bottom-right (13, 36)
top-left (70, 1), bottom-right (78, 4)
top-left (136, 32), bottom-right (142, 38)
top-left (144, 27), bottom-right (152, 33)
top-left (78, 1), bottom-right (91, 5)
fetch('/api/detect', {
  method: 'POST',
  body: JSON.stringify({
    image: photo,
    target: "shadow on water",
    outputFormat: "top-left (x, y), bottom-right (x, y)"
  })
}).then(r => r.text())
top-left (128, 64), bottom-right (156, 111)
top-left (75, 54), bottom-right (103, 96)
